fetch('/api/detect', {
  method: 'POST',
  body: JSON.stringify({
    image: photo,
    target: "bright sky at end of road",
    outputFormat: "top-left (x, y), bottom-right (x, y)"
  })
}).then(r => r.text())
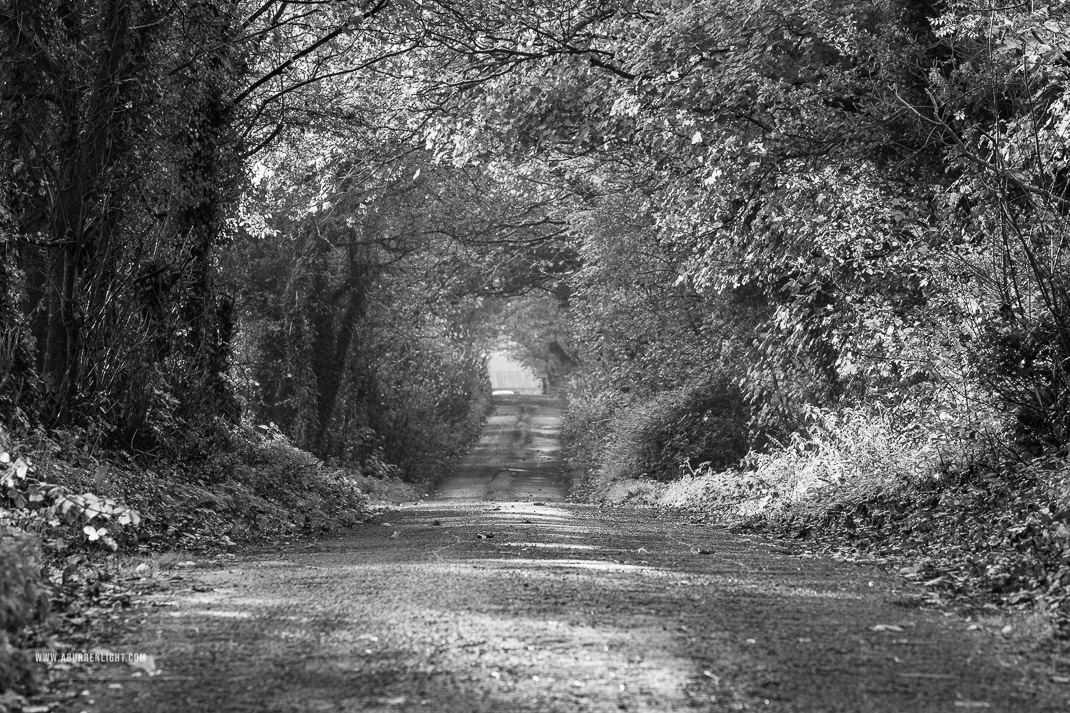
top-left (487, 351), bottom-right (542, 394)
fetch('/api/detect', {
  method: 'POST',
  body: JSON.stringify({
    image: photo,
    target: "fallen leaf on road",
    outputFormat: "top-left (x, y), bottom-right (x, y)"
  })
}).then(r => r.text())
top-left (390, 531), bottom-right (399, 539)
top-left (476, 533), bottom-right (494, 539)
top-left (871, 624), bottom-right (904, 632)
top-left (953, 701), bottom-right (991, 708)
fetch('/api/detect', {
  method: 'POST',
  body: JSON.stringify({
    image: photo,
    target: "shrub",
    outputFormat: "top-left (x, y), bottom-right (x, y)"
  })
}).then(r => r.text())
top-left (655, 400), bottom-right (1004, 520)
top-left (562, 380), bottom-right (624, 457)
top-left (1, 446), bottom-right (140, 552)
top-left (574, 378), bottom-right (750, 494)
top-left (0, 526), bottom-right (46, 695)
top-left (742, 405), bottom-right (940, 507)
top-left (0, 527), bottom-right (44, 635)
top-left (974, 312), bottom-right (1070, 453)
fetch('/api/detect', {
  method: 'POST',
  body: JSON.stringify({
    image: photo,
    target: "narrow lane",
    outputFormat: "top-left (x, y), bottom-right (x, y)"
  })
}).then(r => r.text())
top-left (436, 395), bottom-right (568, 502)
top-left (58, 396), bottom-right (1069, 712)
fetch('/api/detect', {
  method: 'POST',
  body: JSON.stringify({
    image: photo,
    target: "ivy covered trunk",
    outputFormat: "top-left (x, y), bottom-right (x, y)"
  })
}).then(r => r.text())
top-left (172, 0), bottom-right (243, 424)
top-left (0, 0), bottom-right (245, 444)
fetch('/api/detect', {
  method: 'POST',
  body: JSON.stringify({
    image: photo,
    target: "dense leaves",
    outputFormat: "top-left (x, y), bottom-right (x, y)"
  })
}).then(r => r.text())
top-left (444, 0), bottom-right (1070, 464)
top-left (434, 0), bottom-right (1070, 627)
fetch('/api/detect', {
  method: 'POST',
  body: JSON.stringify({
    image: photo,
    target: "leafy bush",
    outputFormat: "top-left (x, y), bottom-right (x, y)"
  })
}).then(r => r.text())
top-left (972, 311), bottom-right (1070, 453)
top-left (371, 343), bottom-right (493, 484)
top-left (76, 430), bottom-right (378, 549)
top-left (562, 384), bottom-right (625, 461)
top-left (584, 400), bottom-right (1070, 629)
top-left (0, 433), bottom-right (143, 695)
top-left (572, 378), bottom-right (750, 495)
top-left (1, 445), bottom-right (140, 552)
top-left (0, 527), bottom-right (46, 695)
top-left (593, 400), bottom-right (1003, 515)
top-left (739, 405), bottom-right (942, 510)
top-left (0, 526), bottom-right (45, 635)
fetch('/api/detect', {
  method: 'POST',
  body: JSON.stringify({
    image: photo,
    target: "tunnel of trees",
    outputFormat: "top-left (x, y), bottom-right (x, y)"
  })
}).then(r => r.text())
top-left (10, 1), bottom-right (1070, 687)
top-left (1, 0), bottom-right (1068, 489)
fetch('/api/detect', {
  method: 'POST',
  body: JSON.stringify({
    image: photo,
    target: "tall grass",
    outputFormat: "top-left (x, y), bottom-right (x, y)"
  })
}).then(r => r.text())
top-left (581, 399), bottom-right (1007, 522)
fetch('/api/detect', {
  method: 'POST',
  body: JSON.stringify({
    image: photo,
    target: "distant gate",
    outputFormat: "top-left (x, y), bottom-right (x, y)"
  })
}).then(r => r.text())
top-left (487, 352), bottom-right (543, 394)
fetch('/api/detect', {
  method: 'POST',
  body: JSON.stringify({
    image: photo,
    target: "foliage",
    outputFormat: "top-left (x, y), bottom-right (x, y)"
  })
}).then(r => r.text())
top-left (582, 397), bottom-right (1070, 632)
top-left (0, 0), bottom-right (549, 484)
top-left (507, 0), bottom-right (1070, 620)
top-left (584, 379), bottom-right (749, 495)
top-left (0, 526), bottom-right (43, 635)
top-left (230, 146), bottom-right (505, 479)
top-left (921, 1), bottom-right (1070, 450)
top-left (1, 436), bottom-right (139, 551)
top-left (495, 296), bottom-right (577, 392)
top-left (450, 0), bottom-right (1070, 494)
top-left (779, 454), bottom-right (1070, 634)
top-left (0, 420), bottom-right (406, 695)
top-left (20, 425), bottom-right (399, 550)
top-left (7, 0), bottom-right (1070, 653)
top-left (0, 525), bottom-right (44, 696)
top-left (0, 0), bottom-right (247, 445)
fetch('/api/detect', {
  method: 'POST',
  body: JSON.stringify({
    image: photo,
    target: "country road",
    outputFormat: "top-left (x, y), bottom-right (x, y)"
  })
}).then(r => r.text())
top-left (50, 396), bottom-right (1070, 712)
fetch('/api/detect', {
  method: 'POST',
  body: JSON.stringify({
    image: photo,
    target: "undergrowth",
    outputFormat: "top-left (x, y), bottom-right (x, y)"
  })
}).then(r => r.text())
top-left (0, 423), bottom-right (420, 697)
top-left (571, 399), bottom-right (1070, 637)
top-left (564, 377), bottom-right (750, 498)
top-left (0, 527), bottom-right (46, 699)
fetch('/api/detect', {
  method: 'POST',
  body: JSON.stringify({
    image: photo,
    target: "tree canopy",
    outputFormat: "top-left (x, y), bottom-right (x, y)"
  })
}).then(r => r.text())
top-left (2, 0), bottom-right (1069, 480)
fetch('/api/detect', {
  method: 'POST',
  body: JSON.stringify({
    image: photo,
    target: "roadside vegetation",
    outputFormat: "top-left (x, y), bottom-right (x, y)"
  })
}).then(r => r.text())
top-left (543, 0), bottom-right (1070, 645)
top-left (5, 0), bottom-right (1070, 700)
